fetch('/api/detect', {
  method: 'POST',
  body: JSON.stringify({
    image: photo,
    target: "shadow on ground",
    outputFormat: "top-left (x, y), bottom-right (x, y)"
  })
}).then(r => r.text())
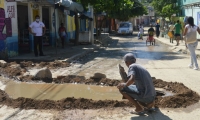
top-left (130, 109), bottom-right (172, 120)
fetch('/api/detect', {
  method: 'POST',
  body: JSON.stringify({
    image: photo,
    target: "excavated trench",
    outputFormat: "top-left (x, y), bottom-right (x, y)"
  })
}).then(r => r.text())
top-left (0, 61), bottom-right (200, 110)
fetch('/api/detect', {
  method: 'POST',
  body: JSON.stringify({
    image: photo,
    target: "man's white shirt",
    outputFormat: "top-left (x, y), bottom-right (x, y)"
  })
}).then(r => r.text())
top-left (29, 21), bottom-right (45, 36)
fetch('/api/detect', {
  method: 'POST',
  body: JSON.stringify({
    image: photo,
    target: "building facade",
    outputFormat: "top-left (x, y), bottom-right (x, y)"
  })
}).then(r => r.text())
top-left (182, 0), bottom-right (200, 38)
top-left (0, 0), bottom-right (89, 59)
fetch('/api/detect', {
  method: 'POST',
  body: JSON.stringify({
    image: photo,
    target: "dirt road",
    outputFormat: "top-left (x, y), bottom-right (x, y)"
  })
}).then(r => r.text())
top-left (0, 34), bottom-right (200, 120)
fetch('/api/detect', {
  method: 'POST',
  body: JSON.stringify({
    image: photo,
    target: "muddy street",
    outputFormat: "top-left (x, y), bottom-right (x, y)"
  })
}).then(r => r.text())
top-left (0, 34), bottom-right (200, 120)
top-left (66, 35), bottom-right (170, 79)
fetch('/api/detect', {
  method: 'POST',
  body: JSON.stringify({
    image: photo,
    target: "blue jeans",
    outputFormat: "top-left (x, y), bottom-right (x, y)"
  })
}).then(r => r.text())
top-left (187, 41), bottom-right (198, 68)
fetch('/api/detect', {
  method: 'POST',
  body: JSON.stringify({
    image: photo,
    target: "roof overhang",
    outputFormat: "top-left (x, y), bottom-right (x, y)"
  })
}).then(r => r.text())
top-left (58, 0), bottom-right (84, 13)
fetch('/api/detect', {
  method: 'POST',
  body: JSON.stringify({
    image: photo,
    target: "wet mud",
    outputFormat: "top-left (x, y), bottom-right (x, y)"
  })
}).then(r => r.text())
top-left (6, 61), bottom-right (70, 69)
top-left (0, 61), bottom-right (70, 79)
top-left (0, 62), bottom-right (200, 110)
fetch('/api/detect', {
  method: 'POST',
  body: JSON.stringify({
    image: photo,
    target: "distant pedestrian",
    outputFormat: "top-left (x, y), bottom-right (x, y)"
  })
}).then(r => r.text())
top-left (58, 23), bottom-right (67, 48)
top-left (29, 15), bottom-right (46, 57)
top-left (148, 24), bottom-right (155, 36)
top-left (183, 17), bottom-right (200, 70)
top-left (138, 26), bottom-right (144, 40)
top-left (174, 20), bottom-right (182, 46)
top-left (168, 22), bottom-right (175, 43)
top-left (138, 24), bottom-right (143, 31)
top-left (155, 23), bottom-right (160, 38)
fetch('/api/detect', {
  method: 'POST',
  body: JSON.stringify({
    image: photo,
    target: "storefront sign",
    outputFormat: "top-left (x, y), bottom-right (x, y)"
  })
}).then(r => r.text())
top-left (0, 0), bottom-right (5, 8)
top-left (7, 5), bottom-right (15, 18)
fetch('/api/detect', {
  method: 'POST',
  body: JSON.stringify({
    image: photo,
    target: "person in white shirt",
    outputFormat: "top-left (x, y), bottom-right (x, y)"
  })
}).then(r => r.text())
top-left (138, 27), bottom-right (144, 40)
top-left (29, 15), bottom-right (46, 57)
top-left (183, 17), bottom-right (200, 70)
top-left (168, 22), bottom-right (175, 43)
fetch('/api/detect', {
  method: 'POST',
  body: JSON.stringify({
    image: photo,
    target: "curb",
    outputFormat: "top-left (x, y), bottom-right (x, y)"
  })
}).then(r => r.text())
top-left (154, 37), bottom-right (188, 53)
top-left (65, 35), bottom-right (114, 63)
top-left (65, 45), bottom-right (100, 62)
top-left (155, 38), bottom-right (200, 60)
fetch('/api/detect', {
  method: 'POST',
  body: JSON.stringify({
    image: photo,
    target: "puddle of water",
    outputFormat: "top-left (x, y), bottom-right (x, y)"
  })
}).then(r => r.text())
top-left (156, 88), bottom-right (174, 97)
top-left (1, 75), bottom-right (174, 101)
top-left (4, 81), bottom-right (122, 101)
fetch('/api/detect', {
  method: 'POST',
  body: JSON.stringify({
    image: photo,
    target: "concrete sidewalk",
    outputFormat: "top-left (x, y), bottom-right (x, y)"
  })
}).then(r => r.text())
top-left (9, 44), bottom-right (99, 62)
top-left (142, 27), bottom-right (200, 59)
top-left (154, 36), bottom-right (200, 59)
top-left (8, 33), bottom-right (113, 62)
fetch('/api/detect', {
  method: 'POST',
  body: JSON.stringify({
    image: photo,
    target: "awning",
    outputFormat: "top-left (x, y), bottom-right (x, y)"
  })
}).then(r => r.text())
top-left (47, 0), bottom-right (84, 13)
top-left (79, 12), bottom-right (93, 21)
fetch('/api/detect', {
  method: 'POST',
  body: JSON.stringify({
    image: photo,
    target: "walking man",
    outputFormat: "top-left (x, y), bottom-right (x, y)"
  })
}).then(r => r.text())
top-left (174, 20), bottom-right (182, 46)
top-left (29, 15), bottom-right (46, 57)
top-left (155, 23), bottom-right (160, 38)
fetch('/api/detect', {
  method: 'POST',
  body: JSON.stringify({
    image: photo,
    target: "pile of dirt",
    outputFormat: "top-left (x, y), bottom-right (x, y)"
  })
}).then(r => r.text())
top-left (39, 61), bottom-right (70, 69)
top-left (0, 76), bottom-right (199, 110)
top-left (0, 66), bottom-right (22, 77)
top-left (0, 89), bottom-right (132, 110)
top-left (0, 62), bottom-right (199, 109)
top-left (18, 75), bottom-right (121, 86)
top-left (4, 61), bottom-right (70, 69)
top-left (54, 75), bottom-right (120, 86)
top-left (0, 61), bottom-right (70, 78)
top-left (153, 78), bottom-right (200, 108)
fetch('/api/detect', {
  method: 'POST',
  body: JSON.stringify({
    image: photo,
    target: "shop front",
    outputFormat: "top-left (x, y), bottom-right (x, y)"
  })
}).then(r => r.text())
top-left (1, 0), bottom-right (86, 58)
top-left (16, 1), bottom-right (54, 54)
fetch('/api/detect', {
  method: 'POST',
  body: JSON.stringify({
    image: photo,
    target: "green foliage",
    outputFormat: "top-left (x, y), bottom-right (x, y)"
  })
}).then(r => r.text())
top-left (151, 0), bottom-right (180, 20)
top-left (76, 0), bottom-right (147, 21)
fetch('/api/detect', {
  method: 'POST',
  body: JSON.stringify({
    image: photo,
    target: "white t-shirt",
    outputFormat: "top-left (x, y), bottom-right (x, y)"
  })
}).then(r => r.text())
top-left (185, 24), bottom-right (198, 43)
top-left (139, 28), bottom-right (144, 34)
top-left (169, 25), bottom-right (174, 31)
top-left (185, 24), bottom-right (198, 33)
top-left (29, 21), bottom-right (45, 36)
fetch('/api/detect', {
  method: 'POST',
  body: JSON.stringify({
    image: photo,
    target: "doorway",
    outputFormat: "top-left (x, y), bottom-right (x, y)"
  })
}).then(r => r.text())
top-left (17, 4), bottom-right (30, 54)
top-left (42, 7), bottom-right (50, 46)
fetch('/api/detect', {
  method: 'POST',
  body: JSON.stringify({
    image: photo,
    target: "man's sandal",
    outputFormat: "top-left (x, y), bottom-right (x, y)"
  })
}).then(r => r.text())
top-left (130, 111), bottom-right (146, 115)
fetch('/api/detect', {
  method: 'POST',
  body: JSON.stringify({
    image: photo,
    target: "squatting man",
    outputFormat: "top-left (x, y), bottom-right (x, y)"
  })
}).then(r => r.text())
top-left (117, 53), bottom-right (156, 115)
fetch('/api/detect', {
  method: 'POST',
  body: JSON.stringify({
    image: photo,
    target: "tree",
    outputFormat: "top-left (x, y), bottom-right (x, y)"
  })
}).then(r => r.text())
top-left (151, 0), bottom-right (180, 21)
top-left (79, 0), bottom-right (147, 21)
top-left (73, 0), bottom-right (147, 44)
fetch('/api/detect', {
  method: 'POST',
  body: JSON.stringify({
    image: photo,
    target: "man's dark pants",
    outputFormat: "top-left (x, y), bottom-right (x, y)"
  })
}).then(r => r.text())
top-left (34, 36), bottom-right (44, 56)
